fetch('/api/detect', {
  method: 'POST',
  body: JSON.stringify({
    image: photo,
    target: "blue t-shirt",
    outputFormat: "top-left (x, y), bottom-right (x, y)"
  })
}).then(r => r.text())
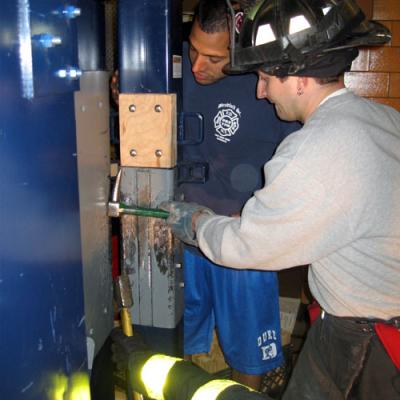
top-left (180, 43), bottom-right (300, 215)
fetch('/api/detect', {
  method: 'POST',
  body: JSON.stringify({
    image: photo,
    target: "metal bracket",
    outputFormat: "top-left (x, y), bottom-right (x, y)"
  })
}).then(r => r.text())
top-left (177, 162), bottom-right (209, 184)
top-left (178, 111), bottom-right (204, 145)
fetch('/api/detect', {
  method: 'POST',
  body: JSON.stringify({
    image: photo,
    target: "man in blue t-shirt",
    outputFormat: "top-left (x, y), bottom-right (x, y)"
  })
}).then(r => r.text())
top-left (179, 0), bottom-right (300, 391)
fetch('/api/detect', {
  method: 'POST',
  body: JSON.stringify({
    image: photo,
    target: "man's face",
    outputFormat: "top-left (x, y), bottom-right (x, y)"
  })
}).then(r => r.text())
top-left (188, 19), bottom-right (230, 85)
top-left (256, 70), bottom-right (299, 121)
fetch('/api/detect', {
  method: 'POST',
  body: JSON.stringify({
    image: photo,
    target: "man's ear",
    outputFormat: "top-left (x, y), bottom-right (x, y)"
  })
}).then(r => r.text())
top-left (296, 76), bottom-right (308, 96)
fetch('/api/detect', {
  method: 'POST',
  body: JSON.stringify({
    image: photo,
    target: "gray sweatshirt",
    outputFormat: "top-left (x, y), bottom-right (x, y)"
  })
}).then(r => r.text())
top-left (197, 90), bottom-right (400, 320)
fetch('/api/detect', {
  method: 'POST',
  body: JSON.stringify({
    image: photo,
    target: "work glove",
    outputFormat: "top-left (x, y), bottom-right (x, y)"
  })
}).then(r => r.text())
top-left (111, 327), bottom-right (157, 397)
top-left (110, 328), bottom-right (149, 372)
top-left (159, 201), bottom-right (215, 246)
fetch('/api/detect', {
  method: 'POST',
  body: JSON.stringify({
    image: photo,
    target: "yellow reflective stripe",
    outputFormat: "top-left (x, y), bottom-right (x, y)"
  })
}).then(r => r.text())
top-left (140, 354), bottom-right (180, 400)
top-left (191, 379), bottom-right (238, 400)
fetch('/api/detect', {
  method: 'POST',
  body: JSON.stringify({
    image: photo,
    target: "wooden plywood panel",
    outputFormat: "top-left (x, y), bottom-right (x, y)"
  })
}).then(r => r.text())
top-left (191, 331), bottom-right (229, 374)
top-left (345, 72), bottom-right (389, 97)
top-left (119, 93), bottom-right (177, 168)
top-left (373, 0), bottom-right (400, 20)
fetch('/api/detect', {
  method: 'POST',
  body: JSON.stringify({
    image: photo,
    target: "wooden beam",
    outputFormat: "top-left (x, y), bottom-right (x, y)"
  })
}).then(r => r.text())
top-left (119, 93), bottom-right (177, 168)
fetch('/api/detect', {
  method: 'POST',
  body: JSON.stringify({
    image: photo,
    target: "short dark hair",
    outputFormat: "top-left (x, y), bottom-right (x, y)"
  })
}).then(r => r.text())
top-left (194, 0), bottom-right (258, 33)
top-left (278, 74), bottom-right (343, 85)
top-left (314, 76), bottom-right (342, 85)
top-left (278, 75), bottom-right (342, 85)
top-left (195, 0), bottom-right (229, 33)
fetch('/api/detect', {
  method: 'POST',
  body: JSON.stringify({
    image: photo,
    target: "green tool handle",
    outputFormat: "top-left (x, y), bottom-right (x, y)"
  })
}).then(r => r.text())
top-left (119, 203), bottom-right (170, 219)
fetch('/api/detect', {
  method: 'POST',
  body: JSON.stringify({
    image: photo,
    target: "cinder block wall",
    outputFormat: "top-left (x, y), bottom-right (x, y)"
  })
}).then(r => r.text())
top-left (346, 0), bottom-right (400, 111)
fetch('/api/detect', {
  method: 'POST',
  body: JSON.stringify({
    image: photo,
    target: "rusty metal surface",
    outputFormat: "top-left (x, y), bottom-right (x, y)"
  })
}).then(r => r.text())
top-left (120, 167), bottom-right (183, 329)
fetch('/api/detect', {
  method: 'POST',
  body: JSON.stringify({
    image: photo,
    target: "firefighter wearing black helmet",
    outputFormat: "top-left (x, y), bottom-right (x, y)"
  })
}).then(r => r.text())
top-left (224, 0), bottom-right (391, 77)
top-left (161, 0), bottom-right (400, 399)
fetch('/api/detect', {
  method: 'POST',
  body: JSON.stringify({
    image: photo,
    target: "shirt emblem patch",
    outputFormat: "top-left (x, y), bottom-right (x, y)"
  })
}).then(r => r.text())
top-left (214, 103), bottom-right (241, 143)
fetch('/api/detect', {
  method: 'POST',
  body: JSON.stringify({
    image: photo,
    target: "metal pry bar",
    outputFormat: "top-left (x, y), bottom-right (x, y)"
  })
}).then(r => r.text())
top-left (108, 169), bottom-right (169, 219)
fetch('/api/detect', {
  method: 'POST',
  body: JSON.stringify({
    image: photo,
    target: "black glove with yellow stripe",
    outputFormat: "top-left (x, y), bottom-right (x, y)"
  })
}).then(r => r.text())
top-left (111, 328), bottom-right (155, 395)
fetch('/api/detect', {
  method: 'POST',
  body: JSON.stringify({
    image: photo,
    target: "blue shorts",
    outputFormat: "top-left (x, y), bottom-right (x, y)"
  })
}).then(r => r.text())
top-left (184, 249), bottom-right (283, 374)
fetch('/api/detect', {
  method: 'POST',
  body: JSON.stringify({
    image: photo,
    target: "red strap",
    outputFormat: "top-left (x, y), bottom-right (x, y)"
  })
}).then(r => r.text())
top-left (308, 300), bottom-right (321, 325)
top-left (375, 322), bottom-right (400, 370)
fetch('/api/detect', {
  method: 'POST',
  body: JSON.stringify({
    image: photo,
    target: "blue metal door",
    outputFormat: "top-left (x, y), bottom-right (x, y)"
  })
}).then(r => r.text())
top-left (0, 1), bottom-right (90, 398)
